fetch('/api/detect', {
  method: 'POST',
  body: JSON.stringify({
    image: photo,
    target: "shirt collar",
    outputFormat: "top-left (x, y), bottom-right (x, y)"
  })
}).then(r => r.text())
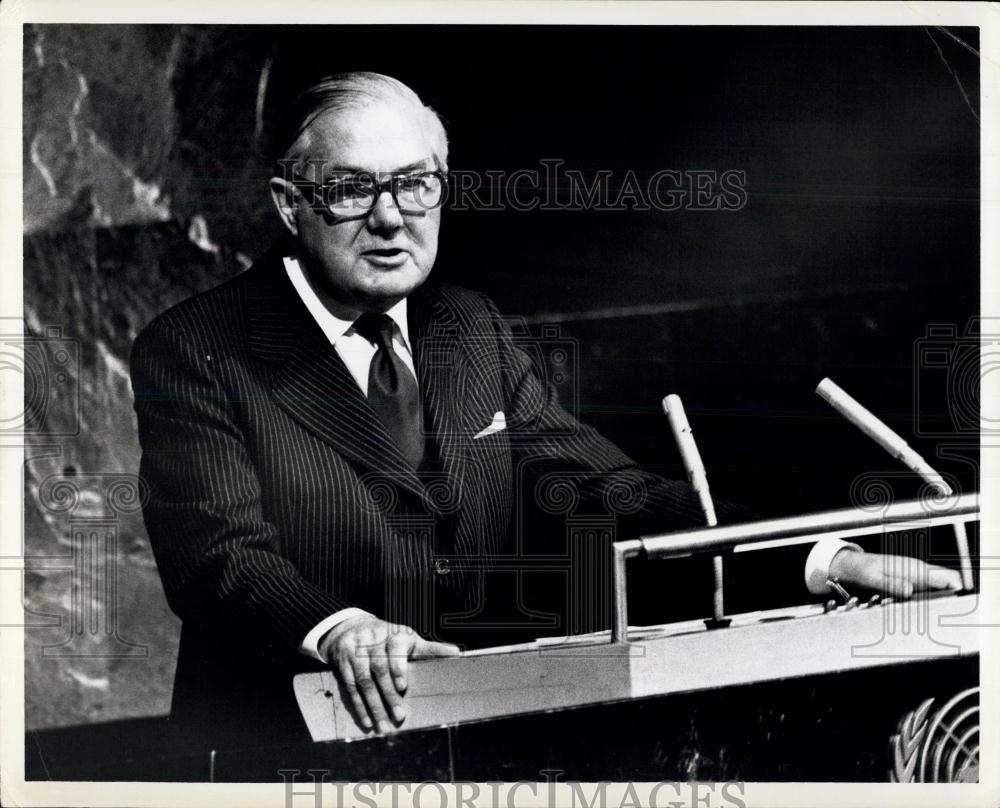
top-left (282, 254), bottom-right (411, 349)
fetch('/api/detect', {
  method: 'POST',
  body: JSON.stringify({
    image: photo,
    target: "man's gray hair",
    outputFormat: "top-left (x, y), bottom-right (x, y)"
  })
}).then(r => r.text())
top-left (273, 71), bottom-right (449, 172)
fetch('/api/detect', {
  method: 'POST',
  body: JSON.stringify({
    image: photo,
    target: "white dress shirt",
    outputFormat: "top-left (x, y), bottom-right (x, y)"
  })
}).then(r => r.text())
top-left (282, 255), bottom-right (417, 394)
top-left (283, 254), bottom-right (860, 660)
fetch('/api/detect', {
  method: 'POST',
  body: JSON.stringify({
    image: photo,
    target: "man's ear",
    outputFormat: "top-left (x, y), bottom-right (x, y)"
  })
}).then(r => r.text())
top-left (269, 177), bottom-right (300, 236)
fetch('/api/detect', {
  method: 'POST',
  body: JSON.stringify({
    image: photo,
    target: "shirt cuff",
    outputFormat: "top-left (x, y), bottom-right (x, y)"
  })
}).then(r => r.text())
top-left (804, 537), bottom-right (864, 595)
top-left (299, 607), bottom-right (373, 662)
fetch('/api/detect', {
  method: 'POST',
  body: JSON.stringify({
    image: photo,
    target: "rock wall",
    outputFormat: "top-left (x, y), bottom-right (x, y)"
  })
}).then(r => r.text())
top-left (22, 24), bottom-right (263, 728)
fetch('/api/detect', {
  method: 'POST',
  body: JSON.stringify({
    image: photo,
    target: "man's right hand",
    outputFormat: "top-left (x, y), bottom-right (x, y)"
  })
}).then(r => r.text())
top-left (317, 614), bottom-right (460, 734)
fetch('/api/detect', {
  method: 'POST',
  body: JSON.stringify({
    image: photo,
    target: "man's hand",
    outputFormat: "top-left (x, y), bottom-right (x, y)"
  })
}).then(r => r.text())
top-left (317, 615), bottom-right (459, 734)
top-left (829, 548), bottom-right (963, 598)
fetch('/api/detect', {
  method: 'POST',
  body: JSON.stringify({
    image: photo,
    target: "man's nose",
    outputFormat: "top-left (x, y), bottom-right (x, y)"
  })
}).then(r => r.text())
top-left (366, 189), bottom-right (404, 233)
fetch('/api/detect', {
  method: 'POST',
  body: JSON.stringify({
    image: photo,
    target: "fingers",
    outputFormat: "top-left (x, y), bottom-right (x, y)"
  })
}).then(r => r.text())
top-left (926, 564), bottom-right (964, 591)
top-left (367, 628), bottom-right (406, 725)
top-left (412, 637), bottom-right (461, 659)
top-left (332, 636), bottom-right (372, 732)
top-left (386, 629), bottom-right (416, 693)
top-left (322, 616), bottom-right (459, 735)
top-left (861, 558), bottom-right (915, 598)
top-left (833, 551), bottom-right (964, 599)
top-left (880, 556), bottom-right (963, 595)
top-left (876, 571), bottom-right (915, 599)
top-left (350, 630), bottom-right (394, 734)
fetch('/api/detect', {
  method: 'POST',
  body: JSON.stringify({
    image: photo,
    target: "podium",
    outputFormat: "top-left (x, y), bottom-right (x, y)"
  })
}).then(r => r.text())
top-left (288, 494), bottom-right (980, 782)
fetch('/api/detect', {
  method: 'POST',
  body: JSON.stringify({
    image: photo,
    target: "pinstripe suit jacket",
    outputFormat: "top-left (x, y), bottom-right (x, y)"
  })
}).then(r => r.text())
top-left (130, 241), bottom-right (742, 747)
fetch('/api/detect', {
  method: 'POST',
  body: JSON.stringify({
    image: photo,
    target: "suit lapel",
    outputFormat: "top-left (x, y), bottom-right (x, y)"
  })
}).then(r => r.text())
top-left (409, 284), bottom-right (470, 512)
top-left (245, 247), bottom-right (426, 503)
top-left (410, 285), bottom-right (511, 564)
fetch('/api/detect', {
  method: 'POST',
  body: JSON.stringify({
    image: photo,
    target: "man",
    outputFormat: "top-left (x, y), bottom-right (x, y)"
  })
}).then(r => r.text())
top-left (130, 72), bottom-right (962, 747)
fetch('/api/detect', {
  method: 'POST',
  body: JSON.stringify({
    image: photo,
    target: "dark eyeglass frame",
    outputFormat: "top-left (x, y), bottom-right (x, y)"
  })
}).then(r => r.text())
top-left (291, 170), bottom-right (449, 221)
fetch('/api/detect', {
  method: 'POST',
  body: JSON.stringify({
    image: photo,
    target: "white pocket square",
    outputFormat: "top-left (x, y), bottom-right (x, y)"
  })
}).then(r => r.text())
top-left (473, 411), bottom-right (506, 440)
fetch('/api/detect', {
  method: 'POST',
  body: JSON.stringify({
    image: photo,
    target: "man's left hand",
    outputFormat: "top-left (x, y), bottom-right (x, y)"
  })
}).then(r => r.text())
top-left (829, 548), bottom-right (964, 598)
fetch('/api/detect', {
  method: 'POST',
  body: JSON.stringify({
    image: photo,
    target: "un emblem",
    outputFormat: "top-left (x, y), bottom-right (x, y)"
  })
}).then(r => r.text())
top-left (890, 687), bottom-right (979, 782)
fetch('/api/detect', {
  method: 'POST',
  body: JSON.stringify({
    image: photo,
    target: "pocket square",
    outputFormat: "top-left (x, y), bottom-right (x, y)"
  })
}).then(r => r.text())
top-left (473, 411), bottom-right (506, 440)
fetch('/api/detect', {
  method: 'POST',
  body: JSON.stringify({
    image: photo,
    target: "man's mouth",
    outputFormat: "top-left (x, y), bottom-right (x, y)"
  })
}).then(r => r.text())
top-left (361, 247), bottom-right (410, 267)
top-left (363, 248), bottom-right (407, 257)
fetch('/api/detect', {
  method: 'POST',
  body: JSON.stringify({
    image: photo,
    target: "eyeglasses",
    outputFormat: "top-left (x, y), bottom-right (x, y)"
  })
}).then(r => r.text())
top-left (292, 170), bottom-right (448, 220)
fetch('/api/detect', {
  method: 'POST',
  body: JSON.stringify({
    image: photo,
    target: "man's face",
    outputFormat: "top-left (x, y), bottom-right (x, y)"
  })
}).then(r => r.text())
top-left (286, 102), bottom-right (442, 313)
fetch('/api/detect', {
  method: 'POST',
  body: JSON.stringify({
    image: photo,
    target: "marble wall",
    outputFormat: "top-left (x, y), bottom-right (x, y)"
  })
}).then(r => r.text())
top-left (23, 25), bottom-right (260, 729)
top-left (22, 24), bottom-right (979, 732)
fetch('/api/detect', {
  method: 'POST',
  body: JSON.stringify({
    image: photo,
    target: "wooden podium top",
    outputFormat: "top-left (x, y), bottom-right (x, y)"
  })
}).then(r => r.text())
top-left (295, 592), bottom-right (980, 742)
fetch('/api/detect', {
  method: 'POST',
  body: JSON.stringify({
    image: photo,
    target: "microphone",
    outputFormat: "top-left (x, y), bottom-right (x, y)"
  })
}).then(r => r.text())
top-left (662, 394), bottom-right (717, 526)
top-left (816, 378), bottom-right (951, 492)
top-left (815, 377), bottom-right (973, 590)
top-left (662, 394), bottom-right (728, 626)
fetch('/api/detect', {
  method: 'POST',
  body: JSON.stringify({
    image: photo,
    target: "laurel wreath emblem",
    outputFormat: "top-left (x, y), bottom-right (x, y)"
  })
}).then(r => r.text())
top-left (890, 687), bottom-right (979, 782)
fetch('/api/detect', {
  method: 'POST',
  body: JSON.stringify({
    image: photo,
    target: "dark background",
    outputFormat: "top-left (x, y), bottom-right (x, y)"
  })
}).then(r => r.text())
top-left (22, 22), bottom-right (979, 754)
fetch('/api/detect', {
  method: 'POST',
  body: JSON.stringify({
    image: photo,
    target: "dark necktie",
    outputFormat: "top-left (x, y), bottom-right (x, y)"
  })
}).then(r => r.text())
top-left (352, 312), bottom-right (426, 469)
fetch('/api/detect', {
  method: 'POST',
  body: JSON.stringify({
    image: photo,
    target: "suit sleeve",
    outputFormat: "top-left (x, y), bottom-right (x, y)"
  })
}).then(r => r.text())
top-left (130, 317), bottom-right (349, 660)
top-left (480, 294), bottom-right (822, 604)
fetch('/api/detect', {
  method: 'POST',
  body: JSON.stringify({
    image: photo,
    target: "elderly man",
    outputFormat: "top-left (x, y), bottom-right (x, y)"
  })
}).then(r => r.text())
top-left (130, 72), bottom-right (962, 747)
